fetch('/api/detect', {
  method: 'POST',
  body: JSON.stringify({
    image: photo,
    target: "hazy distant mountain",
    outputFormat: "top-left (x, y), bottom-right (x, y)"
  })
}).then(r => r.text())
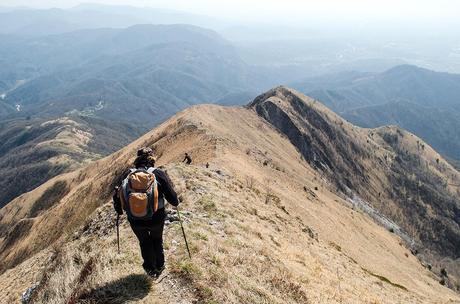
top-left (0, 100), bottom-right (14, 117)
top-left (342, 101), bottom-right (460, 162)
top-left (295, 65), bottom-right (460, 112)
top-left (292, 65), bottom-right (460, 162)
top-left (0, 4), bottom-right (224, 36)
top-left (1, 24), bottom-right (254, 127)
top-left (215, 90), bottom-right (259, 106)
top-left (0, 24), bottom-right (261, 207)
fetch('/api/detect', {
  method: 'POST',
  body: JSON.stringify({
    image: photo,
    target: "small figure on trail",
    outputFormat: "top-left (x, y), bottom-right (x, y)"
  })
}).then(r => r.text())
top-left (206, 162), bottom-right (209, 169)
top-left (183, 153), bottom-right (192, 165)
top-left (113, 147), bottom-right (179, 278)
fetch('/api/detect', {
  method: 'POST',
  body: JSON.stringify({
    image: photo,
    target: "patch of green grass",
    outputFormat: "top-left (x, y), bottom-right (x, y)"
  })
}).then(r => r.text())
top-left (193, 284), bottom-right (217, 303)
top-left (163, 241), bottom-right (170, 250)
top-left (171, 260), bottom-right (201, 280)
top-left (206, 263), bottom-right (229, 288)
top-left (170, 259), bottom-right (218, 303)
top-left (190, 242), bottom-right (200, 254)
top-left (224, 237), bottom-right (243, 248)
top-left (199, 195), bottom-right (217, 213)
top-left (210, 255), bottom-right (221, 266)
top-left (192, 231), bottom-right (209, 241)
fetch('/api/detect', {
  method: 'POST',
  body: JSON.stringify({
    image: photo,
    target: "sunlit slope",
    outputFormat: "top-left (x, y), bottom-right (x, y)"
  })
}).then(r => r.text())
top-left (0, 89), bottom-right (459, 303)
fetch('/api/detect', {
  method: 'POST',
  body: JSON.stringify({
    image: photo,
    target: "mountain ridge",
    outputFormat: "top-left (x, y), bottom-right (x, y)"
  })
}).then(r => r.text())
top-left (292, 64), bottom-right (460, 163)
top-left (0, 87), bottom-right (459, 302)
top-left (251, 87), bottom-right (460, 261)
top-left (0, 24), bottom-right (257, 209)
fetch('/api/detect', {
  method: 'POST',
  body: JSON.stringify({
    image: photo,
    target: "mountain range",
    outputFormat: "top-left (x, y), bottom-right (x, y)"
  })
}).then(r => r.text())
top-left (0, 5), bottom-right (459, 302)
top-left (1, 88), bottom-right (459, 302)
top-left (0, 24), bottom-right (262, 208)
top-left (0, 4), bottom-right (225, 36)
top-left (1, 23), bottom-right (460, 214)
top-left (293, 65), bottom-right (460, 165)
top-left (0, 23), bottom-right (255, 124)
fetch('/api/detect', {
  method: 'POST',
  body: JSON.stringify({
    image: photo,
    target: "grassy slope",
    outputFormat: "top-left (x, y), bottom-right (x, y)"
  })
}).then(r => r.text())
top-left (251, 88), bottom-right (460, 290)
top-left (0, 103), bottom-right (459, 303)
top-left (0, 116), bottom-right (136, 208)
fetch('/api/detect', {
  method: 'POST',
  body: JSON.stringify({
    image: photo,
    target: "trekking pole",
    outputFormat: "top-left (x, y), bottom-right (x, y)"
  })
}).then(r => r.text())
top-left (176, 206), bottom-right (192, 259)
top-left (116, 213), bottom-right (120, 254)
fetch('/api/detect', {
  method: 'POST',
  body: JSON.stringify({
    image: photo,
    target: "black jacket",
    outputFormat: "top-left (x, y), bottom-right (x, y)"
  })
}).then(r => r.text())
top-left (113, 167), bottom-right (179, 217)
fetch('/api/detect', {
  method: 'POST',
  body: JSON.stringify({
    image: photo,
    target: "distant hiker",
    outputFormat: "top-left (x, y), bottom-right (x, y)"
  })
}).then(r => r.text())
top-left (206, 162), bottom-right (209, 169)
top-left (183, 153), bottom-right (192, 165)
top-left (113, 147), bottom-right (179, 278)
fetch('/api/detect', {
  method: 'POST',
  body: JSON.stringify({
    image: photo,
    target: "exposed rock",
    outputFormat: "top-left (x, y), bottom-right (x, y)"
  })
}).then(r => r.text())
top-left (21, 283), bottom-right (39, 304)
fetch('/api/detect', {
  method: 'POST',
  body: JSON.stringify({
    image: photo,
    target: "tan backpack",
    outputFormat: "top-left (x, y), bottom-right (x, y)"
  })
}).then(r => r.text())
top-left (118, 167), bottom-right (164, 220)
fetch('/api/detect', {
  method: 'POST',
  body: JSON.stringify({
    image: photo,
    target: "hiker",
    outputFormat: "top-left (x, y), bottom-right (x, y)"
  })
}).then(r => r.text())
top-left (183, 152), bottom-right (192, 165)
top-left (113, 147), bottom-right (179, 278)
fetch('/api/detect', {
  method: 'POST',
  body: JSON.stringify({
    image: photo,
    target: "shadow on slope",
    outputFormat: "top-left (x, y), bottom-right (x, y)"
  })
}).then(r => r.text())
top-left (77, 274), bottom-right (151, 304)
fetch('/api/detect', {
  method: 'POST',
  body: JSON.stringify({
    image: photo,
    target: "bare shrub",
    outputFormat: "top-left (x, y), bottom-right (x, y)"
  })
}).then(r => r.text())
top-left (245, 176), bottom-right (255, 190)
top-left (269, 271), bottom-right (309, 303)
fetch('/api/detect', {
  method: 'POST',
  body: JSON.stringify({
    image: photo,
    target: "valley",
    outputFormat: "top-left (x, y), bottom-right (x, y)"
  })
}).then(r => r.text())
top-left (0, 4), bottom-right (459, 302)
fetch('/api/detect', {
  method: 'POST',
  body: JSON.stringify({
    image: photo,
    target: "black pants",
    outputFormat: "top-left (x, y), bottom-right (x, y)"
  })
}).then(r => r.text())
top-left (130, 209), bottom-right (166, 272)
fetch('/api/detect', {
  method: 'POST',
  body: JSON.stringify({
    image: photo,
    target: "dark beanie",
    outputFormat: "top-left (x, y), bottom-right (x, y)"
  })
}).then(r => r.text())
top-left (134, 147), bottom-right (156, 168)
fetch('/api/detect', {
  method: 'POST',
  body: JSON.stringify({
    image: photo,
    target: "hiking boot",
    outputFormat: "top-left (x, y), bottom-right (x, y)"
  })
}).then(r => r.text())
top-left (143, 267), bottom-right (157, 278)
top-left (152, 266), bottom-right (165, 278)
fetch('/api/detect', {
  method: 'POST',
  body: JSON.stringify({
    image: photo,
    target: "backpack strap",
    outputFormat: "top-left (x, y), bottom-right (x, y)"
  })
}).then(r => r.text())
top-left (122, 168), bottom-right (137, 200)
top-left (128, 168), bottom-right (137, 175)
top-left (144, 167), bottom-right (158, 211)
top-left (147, 167), bottom-right (162, 186)
top-left (147, 167), bottom-right (156, 174)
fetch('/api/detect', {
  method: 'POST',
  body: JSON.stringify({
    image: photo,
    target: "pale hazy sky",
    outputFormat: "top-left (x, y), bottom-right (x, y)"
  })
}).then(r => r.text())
top-left (2, 0), bottom-right (459, 26)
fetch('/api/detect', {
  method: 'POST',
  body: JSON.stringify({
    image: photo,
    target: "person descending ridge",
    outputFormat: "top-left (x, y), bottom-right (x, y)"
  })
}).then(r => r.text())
top-left (113, 147), bottom-right (179, 278)
top-left (183, 152), bottom-right (192, 165)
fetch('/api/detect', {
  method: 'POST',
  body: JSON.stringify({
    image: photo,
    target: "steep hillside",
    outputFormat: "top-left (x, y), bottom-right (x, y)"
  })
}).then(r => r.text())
top-left (0, 116), bottom-right (139, 208)
top-left (251, 87), bottom-right (460, 284)
top-left (292, 65), bottom-right (460, 163)
top-left (342, 101), bottom-right (460, 161)
top-left (0, 88), bottom-right (459, 303)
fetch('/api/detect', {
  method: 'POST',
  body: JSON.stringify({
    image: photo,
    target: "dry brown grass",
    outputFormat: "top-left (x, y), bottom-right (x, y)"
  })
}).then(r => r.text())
top-left (1, 95), bottom-right (460, 303)
top-left (2, 163), bottom-right (459, 303)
